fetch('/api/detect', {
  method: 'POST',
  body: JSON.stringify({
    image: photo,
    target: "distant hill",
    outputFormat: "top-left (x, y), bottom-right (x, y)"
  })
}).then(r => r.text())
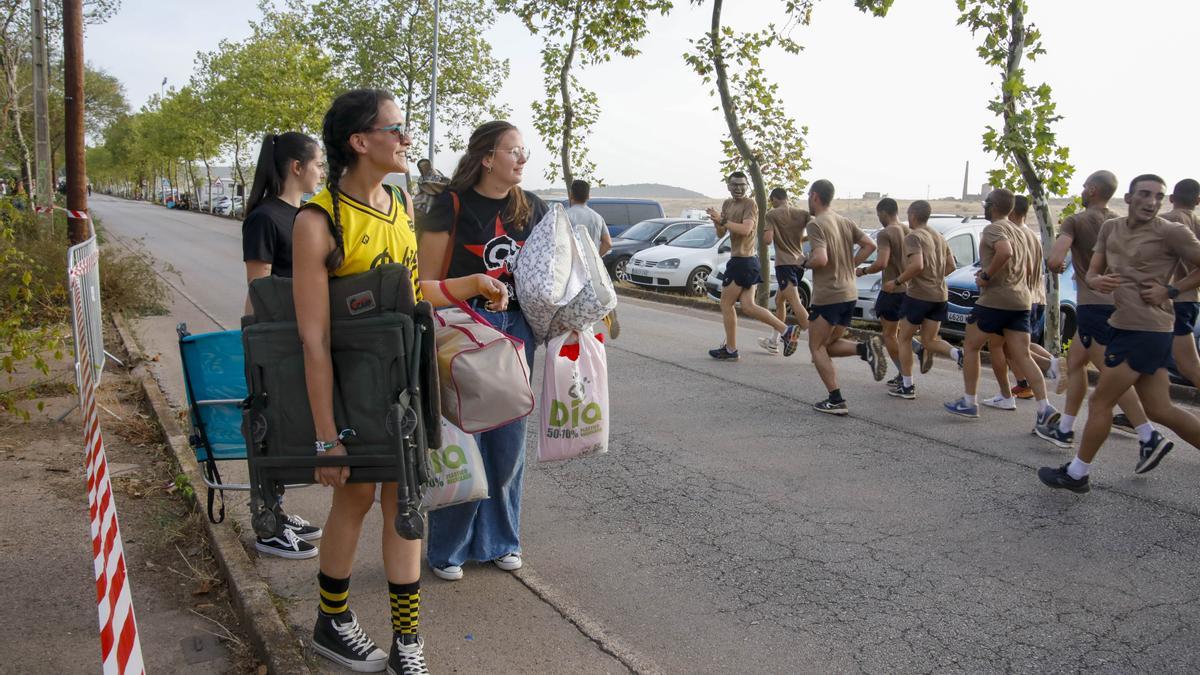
top-left (534, 183), bottom-right (711, 200)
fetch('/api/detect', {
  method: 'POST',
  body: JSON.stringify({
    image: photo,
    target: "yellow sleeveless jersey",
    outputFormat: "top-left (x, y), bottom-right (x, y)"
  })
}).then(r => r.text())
top-left (303, 185), bottom-right (421, 299)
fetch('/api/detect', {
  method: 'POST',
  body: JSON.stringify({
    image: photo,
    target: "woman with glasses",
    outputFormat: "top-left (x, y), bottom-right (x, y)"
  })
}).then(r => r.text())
top-left (242, 131), bottom-right (326, 560)
top-left (293, 89), bottom-right (508, 674)
top-left (417, 121), bottom-right (547, 582)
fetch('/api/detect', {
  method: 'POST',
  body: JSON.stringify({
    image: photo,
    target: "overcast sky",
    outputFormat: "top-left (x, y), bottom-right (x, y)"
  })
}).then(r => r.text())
top-left (86, 0), bottom-right (1197, 199)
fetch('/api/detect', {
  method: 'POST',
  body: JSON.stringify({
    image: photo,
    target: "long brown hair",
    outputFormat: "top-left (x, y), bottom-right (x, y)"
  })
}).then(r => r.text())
top-left (448, 120), bottom-right (531, 231)
top-left (320, 88), bottom-right (394, 271)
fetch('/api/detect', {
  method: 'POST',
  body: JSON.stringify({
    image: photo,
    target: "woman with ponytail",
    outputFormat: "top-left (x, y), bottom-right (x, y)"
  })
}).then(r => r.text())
top-left (241, 131), bottom-right (326, 561)
top-left (293, 89), bottom-right (507, 674)
top-left (416, 121), bottom-right (548, 582)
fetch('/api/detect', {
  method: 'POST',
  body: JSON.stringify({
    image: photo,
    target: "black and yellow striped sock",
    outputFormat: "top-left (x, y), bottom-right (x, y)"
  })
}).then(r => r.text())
top-left (389, 581), bottom-right (420, 638)
top-left (318, 572), bottom-right (350, 616)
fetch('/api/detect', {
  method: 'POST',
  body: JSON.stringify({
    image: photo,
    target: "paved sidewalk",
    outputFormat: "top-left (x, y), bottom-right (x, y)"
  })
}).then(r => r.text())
top-left (132, 291), bottom-right (633, 674)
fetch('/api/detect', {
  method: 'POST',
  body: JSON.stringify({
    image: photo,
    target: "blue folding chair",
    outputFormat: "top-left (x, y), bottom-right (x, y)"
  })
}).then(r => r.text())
top-left (177, 323), bottom-right (249, 523)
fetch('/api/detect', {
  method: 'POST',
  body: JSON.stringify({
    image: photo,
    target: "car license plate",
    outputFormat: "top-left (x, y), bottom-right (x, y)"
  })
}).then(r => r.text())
top-left (948, 311), bottom-right (969, 324)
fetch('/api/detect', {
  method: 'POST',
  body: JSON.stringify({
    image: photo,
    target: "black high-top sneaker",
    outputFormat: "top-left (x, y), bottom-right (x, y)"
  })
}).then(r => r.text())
top-left (312, 610), bottom-right (387, 672)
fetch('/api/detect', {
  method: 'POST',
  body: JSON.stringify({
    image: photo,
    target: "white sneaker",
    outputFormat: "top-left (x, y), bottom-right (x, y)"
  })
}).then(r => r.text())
top-left (757, 337), bottom-right (780, 355)
top-left (493, 553), bottom-right (522, 571)
top-left (981, 395), bottom-right (1017, 411)
top-left (431, 564), bottom-right (463, 581)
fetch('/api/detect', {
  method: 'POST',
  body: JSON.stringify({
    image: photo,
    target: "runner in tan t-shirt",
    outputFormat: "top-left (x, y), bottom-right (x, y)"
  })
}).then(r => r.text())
top-left (853, 198), bottom-right (909, 388)
top-left (888, 200), bottom-right (960, 399)
top-left (803, 179), bottom-right (886, 415)
top-left (758, 187), bottom-right (811, 354)
top-left (1039, 174), bottom-right (1200, 492)
top-left (704, 171), bottom-right (796, 361)
top-left (987, 196), bottom-right (1063, 410)
top-left (945, 189), bottom-right (1059, 439)
top-left (1163, 179), bottom-right (1200, 391)
top-left (1040, 170), bottom-right (1157, 451)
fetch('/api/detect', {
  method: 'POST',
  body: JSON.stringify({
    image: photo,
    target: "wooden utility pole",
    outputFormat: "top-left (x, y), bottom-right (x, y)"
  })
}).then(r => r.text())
top-left (64, 0), bottom-right (88, 244)
top-left (30, 0), bottom-right (53, 216)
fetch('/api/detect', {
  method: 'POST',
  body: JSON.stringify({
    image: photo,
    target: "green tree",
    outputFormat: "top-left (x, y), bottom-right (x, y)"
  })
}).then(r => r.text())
top-left (958, 0), bottom-right (1074, 354)
top-left (499, 0), bottom-right (672, 190)
top-left (304, 0), bottom-right (509, 159)
top-left (685, 0), bottom-right (892, 302)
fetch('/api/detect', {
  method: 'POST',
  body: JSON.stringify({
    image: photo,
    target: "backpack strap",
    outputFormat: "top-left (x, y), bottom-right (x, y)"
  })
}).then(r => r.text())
top-left (439, 191), bottom-right (461, 280)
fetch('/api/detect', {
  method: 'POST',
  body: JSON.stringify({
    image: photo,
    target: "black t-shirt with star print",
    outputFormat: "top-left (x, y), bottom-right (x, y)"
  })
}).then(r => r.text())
top-left (417, 187), bottom-right (548, 309)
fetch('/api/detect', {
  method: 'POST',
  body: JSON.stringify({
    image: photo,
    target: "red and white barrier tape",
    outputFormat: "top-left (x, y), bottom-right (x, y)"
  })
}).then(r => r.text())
top-left (71, 274), bottom-right (145, 674)
top-left (34, 204), bottom-right (89, 219)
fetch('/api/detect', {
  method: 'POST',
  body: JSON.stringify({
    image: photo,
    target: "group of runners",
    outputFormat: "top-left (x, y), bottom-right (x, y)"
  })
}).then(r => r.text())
top-left (708, 171), bottom-right (1200, 493)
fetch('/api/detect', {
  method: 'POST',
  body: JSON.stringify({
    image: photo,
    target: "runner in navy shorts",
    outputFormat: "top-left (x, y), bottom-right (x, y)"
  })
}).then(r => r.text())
top-left (874, 291), bottom-right (906, 322)
top-left (775, 264), bottom-right (804, 290)
top-left (1104, 329), bottom-right (1174, 375)
top-left (968, 305), bottom-right (1031, 336)
top-left (1076, 304), bottom-right (1115, 348)
top-left (1173, 301), bottom-right (1199, 337)
top-left (811, 300), bottom-right (855, 327)
top-left (723, 256), bottom-right (763, 288)
top-left (900, 296), bottom-right (948, 325)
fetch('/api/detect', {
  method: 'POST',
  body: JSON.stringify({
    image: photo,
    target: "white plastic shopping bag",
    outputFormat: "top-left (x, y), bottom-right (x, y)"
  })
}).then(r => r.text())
top-left (420, 418), bottom-right (490, 511)
top-left (538, 331), bottom-right (609, 462)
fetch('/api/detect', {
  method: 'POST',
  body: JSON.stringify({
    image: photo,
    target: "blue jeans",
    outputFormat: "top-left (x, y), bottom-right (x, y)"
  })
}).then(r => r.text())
top-left (427, 308), bottom-right (537, 568)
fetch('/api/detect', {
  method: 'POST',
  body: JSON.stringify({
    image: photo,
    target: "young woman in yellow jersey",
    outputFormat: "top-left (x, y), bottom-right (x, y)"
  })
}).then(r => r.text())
top-left (292, 89), bottom-right (506, 674)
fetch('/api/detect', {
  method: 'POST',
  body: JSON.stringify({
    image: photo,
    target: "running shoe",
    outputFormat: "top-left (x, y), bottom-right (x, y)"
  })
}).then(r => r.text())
top-left (1011, 384), bottom-right (1035, 400)
top-left (708, 345), bottom-right (740, 361)
top-left (387, 636), bottom-right (429, 675)
top-left (757, 337), bottom-right (780, 355)
top-left (916, 339), bottom-right (934, 374)
top-left (1034, 420), bottom-right (1075, 449)
top-left (943, 397), bottom-right (979, 418)
top-left (955, 349), bottom-right (964, 370)
top-left (782, 324), bottom-right (802, 357)
top-left (1054, 366), bottom-right (1069, 395)
top-left (1134, 431), bottom-right (1174, 475)
top-left (864, 335), bottom-right (888, 381)
top-left (312, 610), bottom-right (388, 672)
top-left (888, 384), bottom-right (916, 400)
top-left (1111, 413), bottom-right (1137, 437)
top-left (813, 398), bottom-right (849, 416)
top-left (886, 373), bottom-right (903, 390)
top-left (1035, 405), bottom-right (1061, 435)
top-left (1037, 463), bottom-right (1090, 493)
top-left (980, 395), bottom-right (1017, 411)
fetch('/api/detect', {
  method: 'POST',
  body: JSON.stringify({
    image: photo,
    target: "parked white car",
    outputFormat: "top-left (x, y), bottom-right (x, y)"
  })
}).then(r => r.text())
top-left (627, 224), bottom-right (730, 296)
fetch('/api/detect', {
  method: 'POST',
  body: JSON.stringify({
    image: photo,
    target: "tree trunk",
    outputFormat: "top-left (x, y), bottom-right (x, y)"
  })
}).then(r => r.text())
top-left (709, 0), bottom-right (770, 306)
top-left (203, 158), bottom-right (213, 213)
top-left (233, 134), bottom-right (246, 193)
top-left (558, 5), bottom-right (582, 192)
top-left (1004, 0), bottom-right (1060, 355)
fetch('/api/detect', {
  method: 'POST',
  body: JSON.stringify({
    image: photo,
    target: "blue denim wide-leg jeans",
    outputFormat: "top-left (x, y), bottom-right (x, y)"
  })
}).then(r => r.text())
top-left (427, 308), bottom-right (537, 568)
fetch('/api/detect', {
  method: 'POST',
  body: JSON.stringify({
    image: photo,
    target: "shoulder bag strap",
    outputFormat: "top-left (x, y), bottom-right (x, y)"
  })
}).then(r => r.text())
top-left (440, 191), bottom-right (460, 280)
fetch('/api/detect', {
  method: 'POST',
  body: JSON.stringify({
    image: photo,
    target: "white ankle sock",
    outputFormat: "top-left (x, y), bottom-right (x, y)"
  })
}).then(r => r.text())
top-left (964, 394), bottom-right (977, 406)
top-left (1136, 423), bottom-right (1154, 444)
top-left (950, 347), bottom-right (962, 361)
top-left (1066, 457), bottom-right (1091, 479)
top-left (1037, 399), bottom-right (1051, 415)
top-left (1059, 414), bottom-right (1075, 433)
top-left (902, 375), bottom-right (913, 387)
top-left (771, 331), bottom-right (780, 342)
top-left (1048, 357), bottom-right (1061, 379)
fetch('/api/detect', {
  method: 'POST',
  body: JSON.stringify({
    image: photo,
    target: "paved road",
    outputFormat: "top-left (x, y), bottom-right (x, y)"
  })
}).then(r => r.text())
top-left (95, 195), bottom-right (1200, 673)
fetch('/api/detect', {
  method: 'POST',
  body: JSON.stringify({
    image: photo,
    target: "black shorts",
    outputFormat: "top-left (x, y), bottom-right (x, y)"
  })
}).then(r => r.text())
top-left (811, 301), bottom-right (856, 327)
top-left (1031, 303), bottom-right (1046, 344)
top-left (901, 297), bottom-right (948, 325)
top-left (968, 306), bottom-right (1030, 335)
top-left (1104, 328), bottom-right (1173, 375)
top-left (874, 291), bottom-right (906, 322)
top-left (775, 264), bottom-right (804, 290)
top-left (1076, 304), bottom-right (1115, 348)
top-left (1174, 301), bottom-right (1199, 337)
top-left (723, 256), bottom-right (763, 288)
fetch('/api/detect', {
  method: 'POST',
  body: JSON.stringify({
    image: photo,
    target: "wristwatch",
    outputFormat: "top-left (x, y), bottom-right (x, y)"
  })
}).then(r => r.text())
top-left (979, 271), bottom-right (991, 281)
top-left (315, 428), bottom-right (356, 454)
top-left (1168, 285), bottom-right (1181, 300)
